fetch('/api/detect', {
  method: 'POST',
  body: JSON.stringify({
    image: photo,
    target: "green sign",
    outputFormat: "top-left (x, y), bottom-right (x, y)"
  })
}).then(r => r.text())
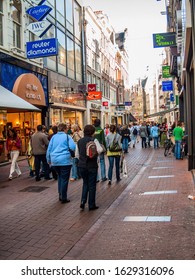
top-left (153, 32), bottom-right (176, 48)
top-left (162, 66), bottom-right (171, 78)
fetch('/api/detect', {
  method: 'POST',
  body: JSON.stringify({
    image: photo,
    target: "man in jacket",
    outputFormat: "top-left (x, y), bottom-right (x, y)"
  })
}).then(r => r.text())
top-left (31, 124), bottom-right (50, 181)
top-left (93, 119), bottom-right (107, 182)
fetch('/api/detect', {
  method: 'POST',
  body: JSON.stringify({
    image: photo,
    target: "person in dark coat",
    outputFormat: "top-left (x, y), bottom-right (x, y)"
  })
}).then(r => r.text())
top-left (77, 125), bottom-right (99, 211)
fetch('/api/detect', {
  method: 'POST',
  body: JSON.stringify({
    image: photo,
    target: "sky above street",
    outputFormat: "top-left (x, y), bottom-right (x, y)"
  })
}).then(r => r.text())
top-left (83, 0), bottom-right (167, 86)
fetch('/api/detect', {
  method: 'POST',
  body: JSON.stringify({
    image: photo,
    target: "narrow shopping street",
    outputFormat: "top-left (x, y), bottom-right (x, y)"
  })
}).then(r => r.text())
top-left (0, 144), bottom-right (195, 260)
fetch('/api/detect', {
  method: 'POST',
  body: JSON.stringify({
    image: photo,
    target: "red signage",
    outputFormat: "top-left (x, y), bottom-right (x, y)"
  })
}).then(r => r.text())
top-left (102, 101), bottom-right (108, 106)
top-left (87, 91), bottom-right (102, 100)
top-left (88, 84), bottom-right (96, 92)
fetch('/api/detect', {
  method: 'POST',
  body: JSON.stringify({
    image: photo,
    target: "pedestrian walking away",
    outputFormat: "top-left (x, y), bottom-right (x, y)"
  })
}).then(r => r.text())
top-left (46, 123), bottom-right (76, 203)
top-left (106, 124), bottom-right (122, 185)
top-left (77, 124), bottom-right (99, 211)
top-left (121, 125), bottom-right (130, 153)
top-left (94, 118), bottom-right (107, 182)
top-left (31, 125), bottom-right (51, 181)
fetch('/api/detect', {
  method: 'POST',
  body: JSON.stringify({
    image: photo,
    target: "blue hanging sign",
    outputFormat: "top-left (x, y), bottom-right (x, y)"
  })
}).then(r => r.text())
top-left (26, 5), bottom-right (52, 21)
top-left (162, 80), bottom-right (173, 91)
top-left (31, 0), bottom-right (46, 5)
top-left (170, 93), bottom-right (174, 102)
top-left (26, 38), bottom-right (58, 59)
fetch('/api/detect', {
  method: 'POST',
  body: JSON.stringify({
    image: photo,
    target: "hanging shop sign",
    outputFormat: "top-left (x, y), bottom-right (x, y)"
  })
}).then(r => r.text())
top-left (88, 84), bottom-right (96, 92)
top-left (26, 5), bottom-right (52, 21)
top-left (31, 0), bottom-right (46, 5)
top-left (27, 20), bottom-right (52, 37)
top-left (153, 32), bottom-right (176, 48)
top-left (26, 38), bottom-right (58, 59)
top-left (162, 66), bottom-right (171, 78)
top-left (162, 80), bottom-right (173, 91)
top-left (87, 91), bottom-right (102, 100)
top-left (170, 93), bottom-right (174, 102)
top-left (102, 101), bottom-right (108, 106)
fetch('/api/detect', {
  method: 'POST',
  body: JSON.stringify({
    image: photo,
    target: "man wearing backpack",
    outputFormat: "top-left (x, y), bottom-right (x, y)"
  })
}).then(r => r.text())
top-left (93, 118), bottom-right (107, 182)
top-left (77, 125), bottom-right (99, 211)
top-left (130, 122), bottom-right (138, 148)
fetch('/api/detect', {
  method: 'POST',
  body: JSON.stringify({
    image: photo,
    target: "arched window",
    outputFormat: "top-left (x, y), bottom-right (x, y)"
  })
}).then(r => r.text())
top-left (11, 0), bottom-right (21, 48)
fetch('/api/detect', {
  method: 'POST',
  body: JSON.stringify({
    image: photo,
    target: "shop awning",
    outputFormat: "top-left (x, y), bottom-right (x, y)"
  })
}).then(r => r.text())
top-left (129, 113), bottom-right (137, 122)
top-left (147, 106), bottom-right (179, 118)
top-left (0, 85), bottom-right (41, 112)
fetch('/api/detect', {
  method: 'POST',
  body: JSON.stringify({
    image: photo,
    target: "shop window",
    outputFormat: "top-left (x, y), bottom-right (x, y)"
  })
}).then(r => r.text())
top-left (11, 0), bottom-right (21, 49)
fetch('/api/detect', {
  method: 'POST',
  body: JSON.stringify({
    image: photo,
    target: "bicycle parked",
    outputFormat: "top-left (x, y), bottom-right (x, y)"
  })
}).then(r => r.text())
top-left (164, 138), bottom-right (175, 157)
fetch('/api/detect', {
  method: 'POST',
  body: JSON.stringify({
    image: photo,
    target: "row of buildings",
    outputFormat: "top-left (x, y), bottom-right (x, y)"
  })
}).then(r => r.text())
top-left (0, 0), bottom-right (133, 163)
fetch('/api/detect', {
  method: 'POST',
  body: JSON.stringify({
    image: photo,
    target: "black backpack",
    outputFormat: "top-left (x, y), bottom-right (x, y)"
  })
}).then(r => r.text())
top-left (133, 127), bottom-right (138, 136)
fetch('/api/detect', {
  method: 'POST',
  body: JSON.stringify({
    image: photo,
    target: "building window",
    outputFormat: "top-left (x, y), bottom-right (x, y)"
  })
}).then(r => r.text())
top-left (0, 1), bottom-right (3, 45)
top-left (11, 0), bottom-right (21, 49)
top-left (43, 24), bottom-right (56, 71)
top-left (67, 36), bottom-right (75, 79)
top-left (87, 72), bottom-right (91, 84)
top-left (74, 1), bottom-right (81, 40)
top-left (56, 0), bottom-right (65, 25)
top-left (96, 78), bottom-right (101, 91)
top-left (66, 0), bottom-right (73, 34)
top-left (75, 43), bottom-right (82, 82)
top-left (57, 29), bottom-right (66, 75)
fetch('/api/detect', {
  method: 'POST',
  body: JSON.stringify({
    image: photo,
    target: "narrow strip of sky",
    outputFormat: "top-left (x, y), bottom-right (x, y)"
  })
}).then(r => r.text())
top-left (83, 0), bottom-right (167, 85)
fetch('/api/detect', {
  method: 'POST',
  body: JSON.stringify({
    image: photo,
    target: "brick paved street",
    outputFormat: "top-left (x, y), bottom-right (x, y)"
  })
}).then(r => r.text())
top-left (0, 144), bottom-right (195, 260)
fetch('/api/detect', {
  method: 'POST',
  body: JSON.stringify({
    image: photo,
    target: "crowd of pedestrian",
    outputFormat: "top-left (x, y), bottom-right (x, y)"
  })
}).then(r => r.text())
top-left (5, 119), bottom-right (186, 210)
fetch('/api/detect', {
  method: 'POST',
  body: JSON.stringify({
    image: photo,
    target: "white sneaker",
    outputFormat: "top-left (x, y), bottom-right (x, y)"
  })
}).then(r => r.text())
top-left (9, 175), bottom-right (12, 180)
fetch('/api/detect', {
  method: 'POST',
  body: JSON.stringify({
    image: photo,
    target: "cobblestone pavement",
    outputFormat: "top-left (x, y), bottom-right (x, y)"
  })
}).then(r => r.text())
top-left (0, 143), bottom-right (195, 260)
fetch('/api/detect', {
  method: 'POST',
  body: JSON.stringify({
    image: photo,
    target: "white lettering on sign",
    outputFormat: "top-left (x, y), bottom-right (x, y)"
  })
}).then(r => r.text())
top-left (25, 92), bottom-right (41, 100)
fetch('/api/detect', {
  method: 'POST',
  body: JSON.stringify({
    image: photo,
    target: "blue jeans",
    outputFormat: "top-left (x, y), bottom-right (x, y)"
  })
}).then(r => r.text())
top-left (79, 167), bottom-right (98, 208)
top-left (71, 158), bottom-right (79, 179)
top-left (175, 140), bottom-right (182, 159)
top-left (108, 156), bottom-right (121, 181)
top-left (97, 153), bottom-right (106, 180)
top-left (141, 137), bottom-right (147, 148)
top-left (54, 165), bottom-right (72, 201)
top-left (153, 136), bottom-right (159, 149)
top-left (122, 138), bottom-right (129, 152)
top-left (34, 154), bottom-right (50, 179)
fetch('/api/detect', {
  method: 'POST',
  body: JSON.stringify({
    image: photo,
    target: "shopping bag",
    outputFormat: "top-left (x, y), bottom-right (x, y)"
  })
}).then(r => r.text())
top-left (122, 159), bottom-right (128, 178)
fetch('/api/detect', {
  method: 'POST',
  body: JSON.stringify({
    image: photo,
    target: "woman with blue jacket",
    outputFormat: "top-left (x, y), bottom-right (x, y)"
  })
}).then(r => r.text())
top-left (46, 123), bottom-right (76, 203)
